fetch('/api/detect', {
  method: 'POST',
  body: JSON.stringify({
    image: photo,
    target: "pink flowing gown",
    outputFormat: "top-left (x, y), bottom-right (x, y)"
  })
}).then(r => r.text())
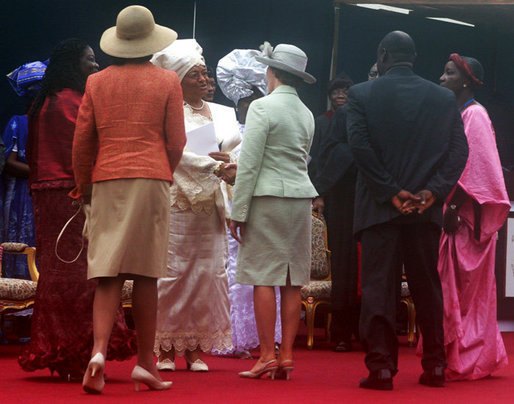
top-left (438, 103), bottom-right (510, 380)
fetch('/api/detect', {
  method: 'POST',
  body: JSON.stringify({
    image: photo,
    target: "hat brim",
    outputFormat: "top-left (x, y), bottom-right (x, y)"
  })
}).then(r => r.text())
top-left (100, 24), bottom-right (178, 58)
top-left (255, 55), bottom-right (316, 84)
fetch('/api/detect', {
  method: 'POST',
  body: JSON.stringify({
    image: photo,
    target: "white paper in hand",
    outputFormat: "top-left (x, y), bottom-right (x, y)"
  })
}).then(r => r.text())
top-left (185, 122), bottom-right (219, 155)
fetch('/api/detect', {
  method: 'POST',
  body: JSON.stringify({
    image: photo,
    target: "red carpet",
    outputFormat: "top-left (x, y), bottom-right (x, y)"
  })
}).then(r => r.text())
top-left (1, 333), bottom-right (512, 403)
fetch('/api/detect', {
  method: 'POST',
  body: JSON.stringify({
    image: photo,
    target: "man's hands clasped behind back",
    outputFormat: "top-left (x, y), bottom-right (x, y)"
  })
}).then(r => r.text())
top-left (392, 189), bottom-right (435, 216)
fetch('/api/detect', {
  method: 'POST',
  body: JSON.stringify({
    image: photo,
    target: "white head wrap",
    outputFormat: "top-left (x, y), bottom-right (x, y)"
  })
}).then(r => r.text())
top-left (216, 49), bottom-right (268, 106)
top-left (151, 38), bottom-right (205, 81)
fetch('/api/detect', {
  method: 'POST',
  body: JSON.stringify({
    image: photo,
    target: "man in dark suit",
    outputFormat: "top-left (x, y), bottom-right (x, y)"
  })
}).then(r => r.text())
top-left (312, 63), bottom-right (381, 353)
top-left (347, 31), bottom-right (469, 390)
top-left (312, 102), bottom-right (359, 353)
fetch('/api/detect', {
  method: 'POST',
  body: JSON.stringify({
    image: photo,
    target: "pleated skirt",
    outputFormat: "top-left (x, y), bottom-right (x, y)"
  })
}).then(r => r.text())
top-left (235, 196), bottom-right (312, 286)
top-left (87, 178), bottom-right (170, 279)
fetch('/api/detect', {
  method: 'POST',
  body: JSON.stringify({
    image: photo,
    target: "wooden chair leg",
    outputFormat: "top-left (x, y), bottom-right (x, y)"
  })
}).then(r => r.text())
top-left (401, 298), bottom-right (417, 347)
top-left (408, 301), bottom-right (417, 347)
top-left (304, 300), bottom-right (315, 350)
top-left (326, 311), bottom-right (332, 343)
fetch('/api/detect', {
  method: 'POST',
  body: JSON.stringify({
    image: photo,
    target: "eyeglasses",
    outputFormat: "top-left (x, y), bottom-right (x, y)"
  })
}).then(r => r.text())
top-left (185, 70), bottom-right (208, 81)
top-left (368, 71), bottom-right (378, 78)
top-left (331, 88), bottom-right (348, 96)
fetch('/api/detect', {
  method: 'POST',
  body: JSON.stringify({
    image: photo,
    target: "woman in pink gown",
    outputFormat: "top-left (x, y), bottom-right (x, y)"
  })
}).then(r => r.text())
top-left (437, 53), bottom-right (509, 380)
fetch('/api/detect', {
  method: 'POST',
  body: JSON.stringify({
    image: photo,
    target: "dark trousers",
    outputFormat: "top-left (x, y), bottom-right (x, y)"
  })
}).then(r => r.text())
top-left (326, 174), bottom-right (360, 343)
top-left (332, 305), bottom-right (360, 343)
top-left (359, 221), bottom-right (446, 374)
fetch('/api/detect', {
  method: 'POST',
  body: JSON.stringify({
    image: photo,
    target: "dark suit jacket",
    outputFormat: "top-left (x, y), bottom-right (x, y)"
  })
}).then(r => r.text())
top-left (308, 112), bottom-right (331, 181)
top-left (313, 104), bottom-right (356, 196)
top-left (347, 66), bottom-right (469, 234)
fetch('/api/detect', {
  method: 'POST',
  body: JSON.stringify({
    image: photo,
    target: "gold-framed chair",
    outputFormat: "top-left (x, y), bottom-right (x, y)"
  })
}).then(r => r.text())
top-left (121, 280), bottom-right (133, 310)
top-left (300, 212), bottom-right (331, 350)
top-left (0, 243), bottom-right (40, 326)
top-left (400, 276), bottom-right (417, 347)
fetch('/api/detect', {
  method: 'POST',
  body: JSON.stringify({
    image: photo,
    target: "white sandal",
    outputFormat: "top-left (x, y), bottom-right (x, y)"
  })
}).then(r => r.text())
top-left (156, 358), bottom-right (176, 371)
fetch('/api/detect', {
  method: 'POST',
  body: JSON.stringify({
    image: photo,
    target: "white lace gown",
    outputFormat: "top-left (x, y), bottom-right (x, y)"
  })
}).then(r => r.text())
top-left (224, 126), bottom-right (282, 353)
top-left (155, 102), bottom-right (240, 356)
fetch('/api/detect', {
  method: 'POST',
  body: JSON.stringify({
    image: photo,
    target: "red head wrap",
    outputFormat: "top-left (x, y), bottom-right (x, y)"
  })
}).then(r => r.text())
top-left (449, 53), bottom-right (483, 88)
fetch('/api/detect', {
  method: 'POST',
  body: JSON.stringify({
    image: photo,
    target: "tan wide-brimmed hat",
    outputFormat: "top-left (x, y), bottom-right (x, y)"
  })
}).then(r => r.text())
top-left (100, 5), bottom-right (178, 58)
top-left (255, 42), bottom-right (316, 84)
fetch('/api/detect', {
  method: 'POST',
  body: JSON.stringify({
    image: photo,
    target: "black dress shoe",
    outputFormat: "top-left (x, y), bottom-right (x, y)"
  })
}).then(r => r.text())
top-left (419, 366), bottom-right (445, 387)
top-left (359, 369), bottom-right (393, 390)
top-left (334, 341), bottom-right (353, 352)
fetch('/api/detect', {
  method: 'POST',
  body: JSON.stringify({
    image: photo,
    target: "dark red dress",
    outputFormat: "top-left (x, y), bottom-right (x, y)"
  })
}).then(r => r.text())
top-left (19, 89), bottom-right (136, 379)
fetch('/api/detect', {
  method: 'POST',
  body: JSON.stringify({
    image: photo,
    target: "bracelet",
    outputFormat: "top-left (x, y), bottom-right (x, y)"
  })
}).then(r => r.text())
top-left (213, 163), bottom-right (224, 177)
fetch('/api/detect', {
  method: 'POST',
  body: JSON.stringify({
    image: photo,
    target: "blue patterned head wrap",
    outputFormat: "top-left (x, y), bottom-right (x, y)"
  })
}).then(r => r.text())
top-left (7, 60), bottom-right (48, 98)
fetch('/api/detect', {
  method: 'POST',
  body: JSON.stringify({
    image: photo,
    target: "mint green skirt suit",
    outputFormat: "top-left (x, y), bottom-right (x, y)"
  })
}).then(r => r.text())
top-left (231, 85), bottom-right (318, 286)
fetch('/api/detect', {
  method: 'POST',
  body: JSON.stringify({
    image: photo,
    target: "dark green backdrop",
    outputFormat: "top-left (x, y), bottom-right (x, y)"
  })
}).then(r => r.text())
top-left (1, 1), bottom-right (513, 164)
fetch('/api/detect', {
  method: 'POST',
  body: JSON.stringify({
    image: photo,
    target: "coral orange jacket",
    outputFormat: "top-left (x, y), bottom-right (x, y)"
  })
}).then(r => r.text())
top-left (71, 62), bottom-right (186, 199)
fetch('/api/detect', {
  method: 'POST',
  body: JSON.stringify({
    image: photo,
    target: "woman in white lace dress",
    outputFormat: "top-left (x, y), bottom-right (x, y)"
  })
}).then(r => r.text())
top-left (151, 40), bottom-right (240, 372)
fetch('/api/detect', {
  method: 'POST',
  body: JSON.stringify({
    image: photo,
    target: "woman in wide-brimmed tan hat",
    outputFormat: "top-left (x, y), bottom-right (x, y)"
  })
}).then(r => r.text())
top-left (72, 5), bottom-right (186, 393)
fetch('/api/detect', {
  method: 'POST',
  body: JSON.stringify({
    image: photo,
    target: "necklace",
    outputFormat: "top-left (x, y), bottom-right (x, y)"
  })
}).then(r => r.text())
top-left (459, 98), bottom-right (475, 112)
top-left (187, 100), bottom-right (205, 111)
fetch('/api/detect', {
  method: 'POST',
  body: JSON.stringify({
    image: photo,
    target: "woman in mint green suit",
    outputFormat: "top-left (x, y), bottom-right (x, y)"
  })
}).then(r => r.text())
top-left (230, 42), bottom-right (317, 380)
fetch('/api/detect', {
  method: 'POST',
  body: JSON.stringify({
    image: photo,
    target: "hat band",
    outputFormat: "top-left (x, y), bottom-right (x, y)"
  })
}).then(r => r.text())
top-left (116, 24), bottom-right (154, 40)
top-left (271, 50), bottom-right (307, 72)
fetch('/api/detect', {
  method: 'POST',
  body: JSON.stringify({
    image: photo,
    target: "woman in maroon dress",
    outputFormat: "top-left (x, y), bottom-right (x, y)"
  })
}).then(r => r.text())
top-left (19, 38), bottom-right (136, 380)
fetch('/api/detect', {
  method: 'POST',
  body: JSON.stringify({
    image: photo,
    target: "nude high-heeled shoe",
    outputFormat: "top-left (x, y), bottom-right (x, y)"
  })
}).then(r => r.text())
top-left (276, 360), bottom-right (294, 380)
top-left (82, 353), bottom-right (105, 394)
top-left (238, 359), bottom-right (278, 380)
top-left (131, 365), bottom-right (172, 391)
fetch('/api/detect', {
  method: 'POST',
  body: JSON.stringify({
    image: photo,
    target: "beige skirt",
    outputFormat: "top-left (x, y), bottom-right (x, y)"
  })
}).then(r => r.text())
top-left (87, 178), bottom-right (170, 279)
top-left (236, 196), bottom-right (312, 286)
